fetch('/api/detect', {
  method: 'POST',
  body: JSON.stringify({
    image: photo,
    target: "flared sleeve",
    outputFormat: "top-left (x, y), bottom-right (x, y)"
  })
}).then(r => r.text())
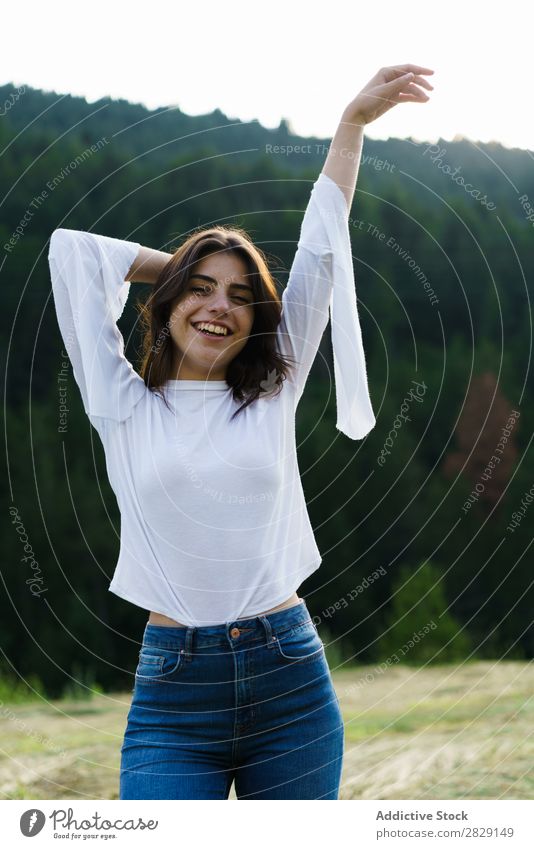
top-left (277, 172), bottom-right (376, 440)
top-left (48, 228), bottom-right (147, 425)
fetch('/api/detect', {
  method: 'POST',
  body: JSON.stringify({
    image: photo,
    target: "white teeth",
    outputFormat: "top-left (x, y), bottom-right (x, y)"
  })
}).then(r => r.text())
top-left (194, 322), bottom-right (229, 336)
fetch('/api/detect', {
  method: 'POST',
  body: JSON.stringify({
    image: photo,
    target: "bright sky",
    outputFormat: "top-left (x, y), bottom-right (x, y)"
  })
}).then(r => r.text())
top-left (4, 0), bottom-right (531, 151)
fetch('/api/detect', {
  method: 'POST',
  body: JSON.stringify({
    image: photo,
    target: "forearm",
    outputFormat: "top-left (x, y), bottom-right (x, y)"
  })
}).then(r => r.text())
top-left (321, 111), bottom-right (365, 210)
top-left (126, 245), bottom-right (173, 284)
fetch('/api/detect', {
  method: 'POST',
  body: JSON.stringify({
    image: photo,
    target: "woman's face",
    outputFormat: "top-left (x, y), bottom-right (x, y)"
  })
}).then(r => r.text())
top-left (168, 251), bottom-right (255, 381)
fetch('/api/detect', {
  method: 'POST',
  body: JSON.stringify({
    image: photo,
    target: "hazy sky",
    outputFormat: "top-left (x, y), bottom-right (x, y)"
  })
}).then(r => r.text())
top-left (3, 0), bottom-right (531, 151)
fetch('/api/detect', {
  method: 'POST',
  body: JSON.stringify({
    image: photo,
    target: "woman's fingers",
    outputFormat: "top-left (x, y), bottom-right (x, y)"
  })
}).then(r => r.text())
top-left (392, 82), bottom-right (431, 104)
top-left (384, 71), bottom-right (432, 100)
top-left (389, 63), bottom-right (434, 75)
top-left (380, 65), bottom-right (434, 86)
top-left (394, 91), bottom-right (430, 104)
top-left (404, 81), bottom-right (430, 97)
top-left (411, 74), bottom-right (434, 90)
top-left (381, 71), bottom-right (418, 97)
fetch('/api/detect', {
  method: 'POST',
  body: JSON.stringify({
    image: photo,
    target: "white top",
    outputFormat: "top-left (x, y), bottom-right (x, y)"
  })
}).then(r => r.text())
top-left (48, 172), bottom-right (376, 626)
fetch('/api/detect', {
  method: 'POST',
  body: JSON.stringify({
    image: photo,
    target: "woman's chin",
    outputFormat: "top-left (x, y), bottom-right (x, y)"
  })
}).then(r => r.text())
top-left (188, 348), bottom-right (228, 372)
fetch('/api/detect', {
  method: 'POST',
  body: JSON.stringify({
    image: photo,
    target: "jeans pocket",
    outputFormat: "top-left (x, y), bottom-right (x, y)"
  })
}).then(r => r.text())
top-left (272, 620), bottom-right (325, 664)
top-left (134, 646), bottom-right (184, 685)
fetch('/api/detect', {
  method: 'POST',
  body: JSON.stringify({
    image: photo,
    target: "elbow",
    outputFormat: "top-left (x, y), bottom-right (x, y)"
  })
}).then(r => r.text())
top-left (48, 228), bottom-right (80, 261)
top-left (48, 228), bottom-right (68, 258)
top-left (50, 227), bottom-right (68, 241)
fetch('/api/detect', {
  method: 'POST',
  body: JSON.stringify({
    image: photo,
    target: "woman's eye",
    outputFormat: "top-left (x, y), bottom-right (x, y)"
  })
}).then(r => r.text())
top-left (191, 286), bottom-right (249, 305)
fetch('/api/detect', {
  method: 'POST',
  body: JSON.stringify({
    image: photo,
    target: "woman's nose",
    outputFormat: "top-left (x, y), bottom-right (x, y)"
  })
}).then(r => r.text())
top-left (208, 290), bottom-right (231, 312)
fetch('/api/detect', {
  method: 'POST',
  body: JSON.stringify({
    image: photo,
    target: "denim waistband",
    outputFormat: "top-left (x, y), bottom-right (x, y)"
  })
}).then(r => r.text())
top-left (140, 599), bottom-right (314, 650)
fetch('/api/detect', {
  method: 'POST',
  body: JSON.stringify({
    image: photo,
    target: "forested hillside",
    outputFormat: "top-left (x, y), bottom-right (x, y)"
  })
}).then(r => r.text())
top-left (1, 82), bottom-right (533, 697)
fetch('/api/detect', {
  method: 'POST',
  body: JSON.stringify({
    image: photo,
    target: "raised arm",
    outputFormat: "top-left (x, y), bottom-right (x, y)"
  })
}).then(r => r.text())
top-left (276, 171), bottom-right (378, 440)
top-left (277, 64), bottom-right (434, 439)
top-left (322, 63), bottom-right (434, 208)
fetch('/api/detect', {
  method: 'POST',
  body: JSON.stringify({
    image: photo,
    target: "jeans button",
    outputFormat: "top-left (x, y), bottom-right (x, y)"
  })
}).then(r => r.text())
top-left (230, 627), bottom-right (240, 638)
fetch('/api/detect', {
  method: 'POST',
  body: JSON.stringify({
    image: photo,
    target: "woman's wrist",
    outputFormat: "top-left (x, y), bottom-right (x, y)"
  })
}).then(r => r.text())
top-left (341, 106), bottom-right (366, 131)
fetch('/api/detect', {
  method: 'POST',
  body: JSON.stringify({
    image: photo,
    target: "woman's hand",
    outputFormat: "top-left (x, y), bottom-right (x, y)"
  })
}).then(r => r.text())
top-left (343, 64), bottom-right (434, 126)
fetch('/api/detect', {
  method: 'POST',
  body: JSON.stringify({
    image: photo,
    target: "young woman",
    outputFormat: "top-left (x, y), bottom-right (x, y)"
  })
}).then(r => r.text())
top-left (48, 64), bottom-right (433, 800)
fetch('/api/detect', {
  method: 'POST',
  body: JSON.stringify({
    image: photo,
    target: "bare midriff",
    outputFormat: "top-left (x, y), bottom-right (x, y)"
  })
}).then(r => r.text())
top-left (148, 591), bottom-right (302, 628)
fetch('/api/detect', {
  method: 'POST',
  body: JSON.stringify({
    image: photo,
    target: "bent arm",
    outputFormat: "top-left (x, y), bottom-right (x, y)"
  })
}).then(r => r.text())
top-left (126, 245), bottom-right (173, 284)
top-left (48, 228), bottom-right (147, 425)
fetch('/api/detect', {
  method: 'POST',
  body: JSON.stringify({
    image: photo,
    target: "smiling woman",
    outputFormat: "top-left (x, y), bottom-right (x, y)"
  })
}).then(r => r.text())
top-left (170, 252), bottom-right (255, 376)
top-left (47, 175), bottom-right (370, 800)
top-left (47, 61), bottom-right (432, 801)
top-left (136, 225), bottom-right (297, 418)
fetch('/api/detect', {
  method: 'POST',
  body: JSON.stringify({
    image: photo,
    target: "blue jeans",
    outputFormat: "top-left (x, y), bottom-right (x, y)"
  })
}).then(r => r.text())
top-left (119, 600), bottom-right (344, 799)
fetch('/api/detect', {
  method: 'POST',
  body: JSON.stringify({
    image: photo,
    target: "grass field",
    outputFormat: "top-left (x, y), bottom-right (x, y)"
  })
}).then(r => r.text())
top-left (1, 660), bottom-right (532, 800)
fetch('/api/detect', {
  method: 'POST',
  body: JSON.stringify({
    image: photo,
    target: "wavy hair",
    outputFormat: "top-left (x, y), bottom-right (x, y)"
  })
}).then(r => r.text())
top-left (136, 225), bottom-right (297, 421)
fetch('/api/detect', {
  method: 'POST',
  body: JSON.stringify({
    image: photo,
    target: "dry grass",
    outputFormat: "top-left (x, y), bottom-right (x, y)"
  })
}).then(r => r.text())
top-left (336, 659), bottom-right (534, 799)
top-left (1, 660), bottom-right (532, 800)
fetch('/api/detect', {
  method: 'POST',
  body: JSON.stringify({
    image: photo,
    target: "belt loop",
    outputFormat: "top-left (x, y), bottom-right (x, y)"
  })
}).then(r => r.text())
top-left (183, 626), bottom-right (195, 661)
top-left (258, 614), bottom-right (276, 649)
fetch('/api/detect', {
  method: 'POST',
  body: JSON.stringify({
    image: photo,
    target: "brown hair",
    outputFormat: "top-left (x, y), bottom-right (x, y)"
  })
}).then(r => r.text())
top-left (136, 225), bottom-right (297, 421)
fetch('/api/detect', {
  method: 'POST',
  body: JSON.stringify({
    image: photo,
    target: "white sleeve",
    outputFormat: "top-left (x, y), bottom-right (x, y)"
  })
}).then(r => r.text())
top-left (48, 228), bottom-right (147, 424)
top-left (276, 172), bottom-right (376, 440)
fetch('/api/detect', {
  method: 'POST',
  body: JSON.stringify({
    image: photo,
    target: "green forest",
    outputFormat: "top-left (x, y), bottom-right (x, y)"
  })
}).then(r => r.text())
top-left (1, 82), bottom-right (533, 699)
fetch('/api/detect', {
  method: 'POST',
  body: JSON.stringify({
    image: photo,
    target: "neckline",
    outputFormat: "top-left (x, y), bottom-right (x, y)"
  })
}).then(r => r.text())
top-left (164, 379), bottom-right (229, 391)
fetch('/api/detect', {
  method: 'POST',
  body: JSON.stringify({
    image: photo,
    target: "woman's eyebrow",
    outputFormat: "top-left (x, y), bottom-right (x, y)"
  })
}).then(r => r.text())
top-left (189, 273), bottom-right (253, 292)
